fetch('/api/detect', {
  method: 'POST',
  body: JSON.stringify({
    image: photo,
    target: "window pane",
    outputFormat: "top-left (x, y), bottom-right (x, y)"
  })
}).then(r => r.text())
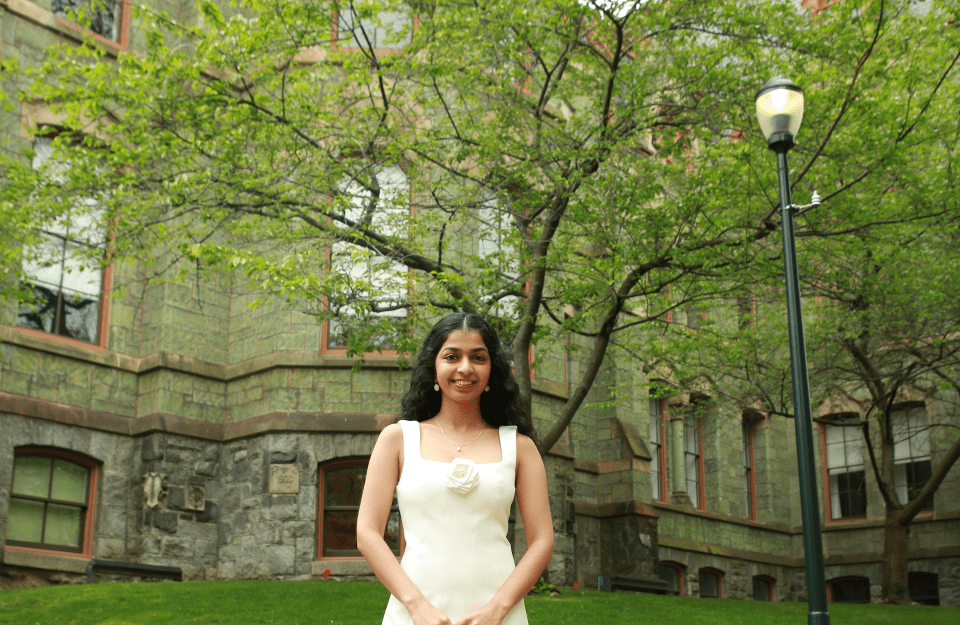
top-left (323, 509), bottom-right (360, 557)
top-left (61, 242), bottom-right (103, 299)
top-left (52, 0), bottom-right (121, 41)
top-left (51, 459), bottom-right (88, 503)
top-left (13, 456), bottom-right (52, 498)
top-left (325, 465), bottom-right (366, 507)
top-left (59, 289), bottom-right (101, 343)
top-left (659, 565), bottom-right (679, 592)
top-left (753, 577), bottom-right (772, 601)
top-left (338, 8), bottom-right (410, 49)
top-left (699, 571), bottom-right (719, 598)
top-left (17, 284), bottom-right (58, 333)
top-left (7, 499), bottom-right (46, 542)
top-left (45, 503), bottom-right (83, 548)
top-left (831, 577), bottom-right (870, 603)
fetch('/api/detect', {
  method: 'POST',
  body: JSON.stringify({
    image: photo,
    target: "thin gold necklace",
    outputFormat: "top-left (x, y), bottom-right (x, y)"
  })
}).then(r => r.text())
top-left (437, 421), bottom-right (484, 452)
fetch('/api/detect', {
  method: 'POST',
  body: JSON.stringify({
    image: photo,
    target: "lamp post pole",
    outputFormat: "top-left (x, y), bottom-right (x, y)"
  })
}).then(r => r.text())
top-left (757, 77), bottom-right (830, 625)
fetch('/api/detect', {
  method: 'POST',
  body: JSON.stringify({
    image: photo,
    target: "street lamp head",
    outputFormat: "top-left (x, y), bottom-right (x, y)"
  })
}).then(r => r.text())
top-left (756, 77), bottom-right (804, 151)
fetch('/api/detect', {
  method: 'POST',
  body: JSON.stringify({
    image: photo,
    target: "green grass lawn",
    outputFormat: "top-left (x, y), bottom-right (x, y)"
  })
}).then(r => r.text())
top-left (0, 580), bottom-right (956, 625)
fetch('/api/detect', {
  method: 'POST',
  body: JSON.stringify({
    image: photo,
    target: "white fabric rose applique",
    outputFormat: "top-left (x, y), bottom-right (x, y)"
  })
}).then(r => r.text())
top-left (446, 458), bottom-right (480, 495)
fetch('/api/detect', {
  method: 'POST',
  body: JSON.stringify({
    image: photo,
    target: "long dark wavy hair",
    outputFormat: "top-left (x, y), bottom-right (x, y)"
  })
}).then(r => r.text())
top-left (399, 313), bottom-right (536, 442)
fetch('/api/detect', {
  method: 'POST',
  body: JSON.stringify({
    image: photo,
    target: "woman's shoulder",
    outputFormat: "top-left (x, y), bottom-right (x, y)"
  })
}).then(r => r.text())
top-left (377, 422), bottom-right (406, 445)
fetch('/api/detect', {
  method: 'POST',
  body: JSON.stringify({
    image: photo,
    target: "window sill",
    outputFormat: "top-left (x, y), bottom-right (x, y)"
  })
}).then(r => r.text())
top-left (3, 546), bottom-right (90, 573)
top-left (312, 559), bottom-right (375, 577)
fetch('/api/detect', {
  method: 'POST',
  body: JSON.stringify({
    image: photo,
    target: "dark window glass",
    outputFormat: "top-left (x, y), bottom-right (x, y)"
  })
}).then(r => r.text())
top-left (319, 460), bottom-right (400, 558)
top-left (753, 576), bottom-right (774, 601)
top-left (684, 415), bottom-right (701, 509)
top-left (658, 562), bottom-right (683, 597)
top-left (650, 398), bottom-right (663, 501)
top-left (836, 471), bottom-right (867, 518)
top-left (830, 576), bottom-right (870, 603)
top-left (699, 569), bottom-right (721, 598)
top-left (909, 572), bottom-right (939, 606)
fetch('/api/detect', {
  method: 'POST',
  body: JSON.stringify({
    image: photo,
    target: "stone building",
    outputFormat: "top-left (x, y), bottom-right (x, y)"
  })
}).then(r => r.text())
top-left (2, 0), bottom-right (958, 607)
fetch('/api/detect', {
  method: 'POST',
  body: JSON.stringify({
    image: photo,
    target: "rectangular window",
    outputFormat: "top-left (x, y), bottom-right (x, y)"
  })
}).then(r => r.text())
top-left (18, 135), bottom-right (106, 345)
top-left (892, 406), bottom-right (932, 509)
top-left (337, 4), bottom-right (411, 51)
top-left (649, 398), bottom-right (665, 502)
top-left (326, 165), bottom-right (409, 352)
top-left (684, 414), bottom-right (702, 509)
top-left (824, 419), bottom-right (867, 519)
top-left (743, 420), bottom-right (756, 520)
top-left (318, 459), bottom-right (400, 558)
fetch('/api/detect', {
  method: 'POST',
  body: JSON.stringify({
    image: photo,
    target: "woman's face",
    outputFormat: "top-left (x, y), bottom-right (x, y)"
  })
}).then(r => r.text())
top-left (434, 330), bottom-right (492, 404)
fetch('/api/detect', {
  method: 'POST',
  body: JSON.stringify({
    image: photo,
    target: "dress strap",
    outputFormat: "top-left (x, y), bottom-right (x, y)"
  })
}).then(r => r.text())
top-left (398, 420), bottom-right (421, 465)
top-left (499, 425), bottom-right (518, 467)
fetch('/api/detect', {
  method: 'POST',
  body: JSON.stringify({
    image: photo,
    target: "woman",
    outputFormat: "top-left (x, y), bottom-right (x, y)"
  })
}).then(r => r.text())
top-left (357, 313), bottom-right (554, 625)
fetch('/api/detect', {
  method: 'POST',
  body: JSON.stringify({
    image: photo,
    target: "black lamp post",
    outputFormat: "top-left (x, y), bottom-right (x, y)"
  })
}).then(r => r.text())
top-left (755, 77), bottom-right (830, 625)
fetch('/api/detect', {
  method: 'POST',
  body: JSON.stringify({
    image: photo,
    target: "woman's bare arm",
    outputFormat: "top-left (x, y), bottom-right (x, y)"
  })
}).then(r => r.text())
top-left (357, 424), bottom-right (452, 625)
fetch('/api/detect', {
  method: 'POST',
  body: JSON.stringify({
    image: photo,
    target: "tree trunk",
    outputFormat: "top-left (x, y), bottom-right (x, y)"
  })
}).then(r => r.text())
top-left (880, 505), bottom-right (911, 604)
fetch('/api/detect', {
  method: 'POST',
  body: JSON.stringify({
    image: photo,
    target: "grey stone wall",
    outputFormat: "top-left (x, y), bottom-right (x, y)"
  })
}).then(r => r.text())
top-left (0, 413), bottom-right (134, 573)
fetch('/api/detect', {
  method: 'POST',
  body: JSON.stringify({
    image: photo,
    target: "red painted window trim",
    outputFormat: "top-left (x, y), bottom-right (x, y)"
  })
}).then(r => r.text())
top-left (6, 447), bottom-right (99, 556)
top-left (52, 0), bottom-right (133, 52)
top-left (316, 457), bottom-right (403, 561)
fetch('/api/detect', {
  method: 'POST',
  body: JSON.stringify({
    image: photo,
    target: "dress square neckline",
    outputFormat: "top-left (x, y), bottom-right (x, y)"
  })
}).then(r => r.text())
top-left (415, 421), bottom-right (507, 466)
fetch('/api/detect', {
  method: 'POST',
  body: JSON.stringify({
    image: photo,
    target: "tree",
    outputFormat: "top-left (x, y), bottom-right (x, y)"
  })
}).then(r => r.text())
top-left (1, 3), bottom-right (958, 597)
top-left (653, 0), bottom-right (960, 603)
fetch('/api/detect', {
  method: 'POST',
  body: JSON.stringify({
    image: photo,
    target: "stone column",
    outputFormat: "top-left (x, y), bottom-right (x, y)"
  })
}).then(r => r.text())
top-left (667, 402), bottom-right (692, 507)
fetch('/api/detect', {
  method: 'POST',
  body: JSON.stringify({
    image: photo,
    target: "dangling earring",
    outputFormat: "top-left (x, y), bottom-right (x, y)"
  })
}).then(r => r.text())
top-left (484, 385), bottom-right (490, 392)
top-left (434, 383), bottom-right (440, 391)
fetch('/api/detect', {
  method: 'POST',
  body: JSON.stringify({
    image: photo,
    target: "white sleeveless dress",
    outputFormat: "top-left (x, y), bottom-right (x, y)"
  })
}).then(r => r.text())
top-left (382, 420), bottom-right (528, 625)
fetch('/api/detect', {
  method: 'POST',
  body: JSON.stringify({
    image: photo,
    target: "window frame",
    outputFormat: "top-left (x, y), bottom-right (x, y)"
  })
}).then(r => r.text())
top-left (827, 575), bottom-right (871, 604)
top-left (16, 131), bottom-right (112, 352)
top-left (649, 397), bottom-right (667, 503)
top-left (316, 457), bottom-right (402, 560)
top-left (742, 413), bottom-right (759, 521)
top-left (698, 567), bottom-right (723, 599)
top-left (821, 415), bottom-right (867, 521)
top-left (6, 447), bottom-right (98, 556)
top-left (657, 561), bottom-right (685, 597)
top-left (321, 164), bottom-right (412, 356)
top-left (752, 575), bottom-right (775, 601)
top-left (891, 405), bottom-right (933, 510)
top-left (684, 411), bottom-right (705, 511)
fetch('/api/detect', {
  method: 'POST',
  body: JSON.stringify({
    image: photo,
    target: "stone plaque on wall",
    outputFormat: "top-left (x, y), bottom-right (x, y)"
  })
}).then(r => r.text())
top-left (185, 483), bottom-right (206, 511)
top-left (269, 464), bottom-right (300, 494)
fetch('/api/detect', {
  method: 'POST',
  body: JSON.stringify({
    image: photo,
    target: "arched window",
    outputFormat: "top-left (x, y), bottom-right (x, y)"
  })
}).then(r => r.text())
top-left (658, 561), bottom-right (685, 597)
top-left (698, 567), bottom-right (723, 599)
top-left (752, 575), bottom-right (775, 601)
top-left (317, 458), bottom-right (401, 559)
top-left (6, 448), bottom-right (97, 554)
top-left (828, 575), bottom-right (870, 603)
